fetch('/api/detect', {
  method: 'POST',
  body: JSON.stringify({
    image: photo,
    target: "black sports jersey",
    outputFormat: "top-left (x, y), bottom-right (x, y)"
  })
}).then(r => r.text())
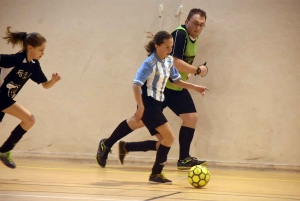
top-left (170, 25), bottom-right (197, 64)
top-left (0, 51), bottom-right (47, 99)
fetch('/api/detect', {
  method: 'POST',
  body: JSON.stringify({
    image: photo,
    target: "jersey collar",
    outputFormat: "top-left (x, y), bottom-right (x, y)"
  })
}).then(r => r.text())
top-left (21, 51), bottom-right (36, 64)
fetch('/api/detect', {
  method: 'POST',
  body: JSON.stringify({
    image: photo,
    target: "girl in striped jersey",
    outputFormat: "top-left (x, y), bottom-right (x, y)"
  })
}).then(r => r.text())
top-left (0, 27), bottom-right (61, 169)
top-left (97, 31), bottom-right (209, 184)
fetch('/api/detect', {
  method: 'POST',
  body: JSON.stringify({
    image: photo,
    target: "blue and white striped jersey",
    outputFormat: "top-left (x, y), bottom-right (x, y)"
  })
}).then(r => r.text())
top-left (134, 52), bottom-right (181, 102)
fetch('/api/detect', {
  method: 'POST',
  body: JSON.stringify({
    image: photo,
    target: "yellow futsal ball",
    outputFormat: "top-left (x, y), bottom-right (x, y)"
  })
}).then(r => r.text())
top-left (187, 165), bottom-right (210, 188)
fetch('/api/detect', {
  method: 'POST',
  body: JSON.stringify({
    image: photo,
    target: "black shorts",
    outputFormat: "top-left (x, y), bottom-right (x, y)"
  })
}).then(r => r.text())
top-left (141, 95), bottom-right (168, 136)
top-left (147, 88), bottom-right (197, 135)
top-left (0, 91), bottom-right (15, 122)
top-left (163, 88), bottom-right (197, 116)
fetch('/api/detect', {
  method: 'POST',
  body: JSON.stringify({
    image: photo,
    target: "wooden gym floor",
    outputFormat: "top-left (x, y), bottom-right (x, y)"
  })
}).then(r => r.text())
top-left (0, 158), bottom-right (299, 201)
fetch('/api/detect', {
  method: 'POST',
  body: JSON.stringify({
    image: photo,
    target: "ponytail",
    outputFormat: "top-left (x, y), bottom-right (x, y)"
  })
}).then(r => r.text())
top-left (3, 26), bottom-right (46, 50)
top-left (144, 31), bottom-right (172, 56)
top-left (145, 32), bottom-right (155, 56)
top-left (3, 26), bottom-right (27, 49)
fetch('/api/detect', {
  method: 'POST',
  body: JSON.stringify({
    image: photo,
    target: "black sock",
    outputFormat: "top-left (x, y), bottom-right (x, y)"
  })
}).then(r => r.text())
top-left (104, 120), bottom-right (133, 148)
top-left (151, 144), bottom-right (170, 175)
top-left (179, 126), bottom-right (195, 160)
top-left (125, 140), bottom-right (157, 152)
top-left (0, 124), bottom-right (27, 153)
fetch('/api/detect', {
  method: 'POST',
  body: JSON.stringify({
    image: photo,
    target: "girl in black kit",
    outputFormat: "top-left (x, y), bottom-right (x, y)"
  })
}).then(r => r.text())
top-left (0, 27), bottom-right (62, 168)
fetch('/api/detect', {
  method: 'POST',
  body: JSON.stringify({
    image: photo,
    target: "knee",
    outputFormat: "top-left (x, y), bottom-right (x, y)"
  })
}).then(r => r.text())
top-left (164, 134), bottom-right (175, 145)
top-left (169, 135), bottom-right (175, 144)
top-left (25, 114), bottom-right (35, 127)
top-left (181, 113), bottom-right (198, 124)
top-left (127, 118), bottom-right (144, 130)
top-left (155, 141), bottom-right (161, 150)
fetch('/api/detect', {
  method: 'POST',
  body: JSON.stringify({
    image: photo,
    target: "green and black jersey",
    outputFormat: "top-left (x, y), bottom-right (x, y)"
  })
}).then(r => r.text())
top-left (166, 25), bottom-right (198, 91)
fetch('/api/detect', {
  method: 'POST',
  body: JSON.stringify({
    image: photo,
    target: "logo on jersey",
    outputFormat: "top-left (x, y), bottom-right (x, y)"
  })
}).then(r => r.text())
top-left (16, 70), bottom-right (32, 80)
top-left (6, 82), bottom-right (20, 99)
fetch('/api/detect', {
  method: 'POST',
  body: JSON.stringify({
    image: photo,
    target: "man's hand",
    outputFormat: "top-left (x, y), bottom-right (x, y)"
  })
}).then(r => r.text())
top-left (193, 85), bottom-right (210, 96)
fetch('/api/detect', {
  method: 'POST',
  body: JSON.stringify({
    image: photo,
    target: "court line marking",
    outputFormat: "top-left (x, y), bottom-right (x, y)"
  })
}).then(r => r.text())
top-left (0, 193), bottom-right (141, 201)
top-left (144, 192), bottom-right (181, 201)
top-left (1, 190), bottom-right (299, 201)
top-left (2, 176), bottom-right (300, 200)
top-left (12, 165), bottom-right (300, 183)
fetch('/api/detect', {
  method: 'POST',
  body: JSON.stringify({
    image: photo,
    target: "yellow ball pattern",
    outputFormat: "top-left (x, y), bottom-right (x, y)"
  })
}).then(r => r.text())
top-left (187, 165), bottom-right (210, 188)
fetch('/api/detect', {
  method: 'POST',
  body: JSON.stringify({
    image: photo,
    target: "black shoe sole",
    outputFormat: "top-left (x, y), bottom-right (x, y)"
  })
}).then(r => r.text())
top-left (149, 181), bottom-right (172, 184)
top-left (0, 160), bottom-right (16, 169)
top-left (96, 153), bottom-right (106, 168)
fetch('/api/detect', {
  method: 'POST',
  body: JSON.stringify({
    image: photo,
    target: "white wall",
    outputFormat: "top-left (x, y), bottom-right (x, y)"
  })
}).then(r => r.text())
top-left (0, 0), bottom-right (299, 170)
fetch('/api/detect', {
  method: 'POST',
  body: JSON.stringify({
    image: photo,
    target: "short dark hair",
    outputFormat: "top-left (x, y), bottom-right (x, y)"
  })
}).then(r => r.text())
top-left (187, 8), bottom-right (207, 20)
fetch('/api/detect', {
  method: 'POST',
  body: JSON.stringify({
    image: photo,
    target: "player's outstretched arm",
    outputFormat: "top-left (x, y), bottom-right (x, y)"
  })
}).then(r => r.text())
top-left (41, 72), bottom-right (62, 89)
top-left (171, 80), bottom-right (209, 97)
top-left (173, 57), bottom-right (207, 77)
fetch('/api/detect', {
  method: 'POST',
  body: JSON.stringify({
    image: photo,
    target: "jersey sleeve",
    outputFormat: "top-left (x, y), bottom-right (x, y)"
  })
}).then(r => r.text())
top-left (0, 54), bottom-right (23, 68)
top-left (133, 62), bottom-right (153, 86)
top-left (169, 65), bottom-right (181, 82)
top-left (170, 29), bottom-right (187, 60)
top-left (30, 61), bottom-right (48, 84)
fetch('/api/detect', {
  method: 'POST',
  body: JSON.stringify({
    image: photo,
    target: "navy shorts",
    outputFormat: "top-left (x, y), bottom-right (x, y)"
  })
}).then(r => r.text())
top-left (0, 91), bottom-right (15, 122)
top-left (142, 95), bottom-right (168, 136)
top-left (163, 88), bottom-right (197, 115)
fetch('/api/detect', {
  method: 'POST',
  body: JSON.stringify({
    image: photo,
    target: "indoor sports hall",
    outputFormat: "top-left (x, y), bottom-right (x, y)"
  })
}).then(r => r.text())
top-left (0, 0), bottom-right (299, 200)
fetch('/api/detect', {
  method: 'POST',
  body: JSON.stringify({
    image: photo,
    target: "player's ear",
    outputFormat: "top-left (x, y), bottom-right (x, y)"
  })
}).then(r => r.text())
top-left (185, 18), bottom-right (189, 25)
top-left (27, 45), bottom-right (33, 52)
